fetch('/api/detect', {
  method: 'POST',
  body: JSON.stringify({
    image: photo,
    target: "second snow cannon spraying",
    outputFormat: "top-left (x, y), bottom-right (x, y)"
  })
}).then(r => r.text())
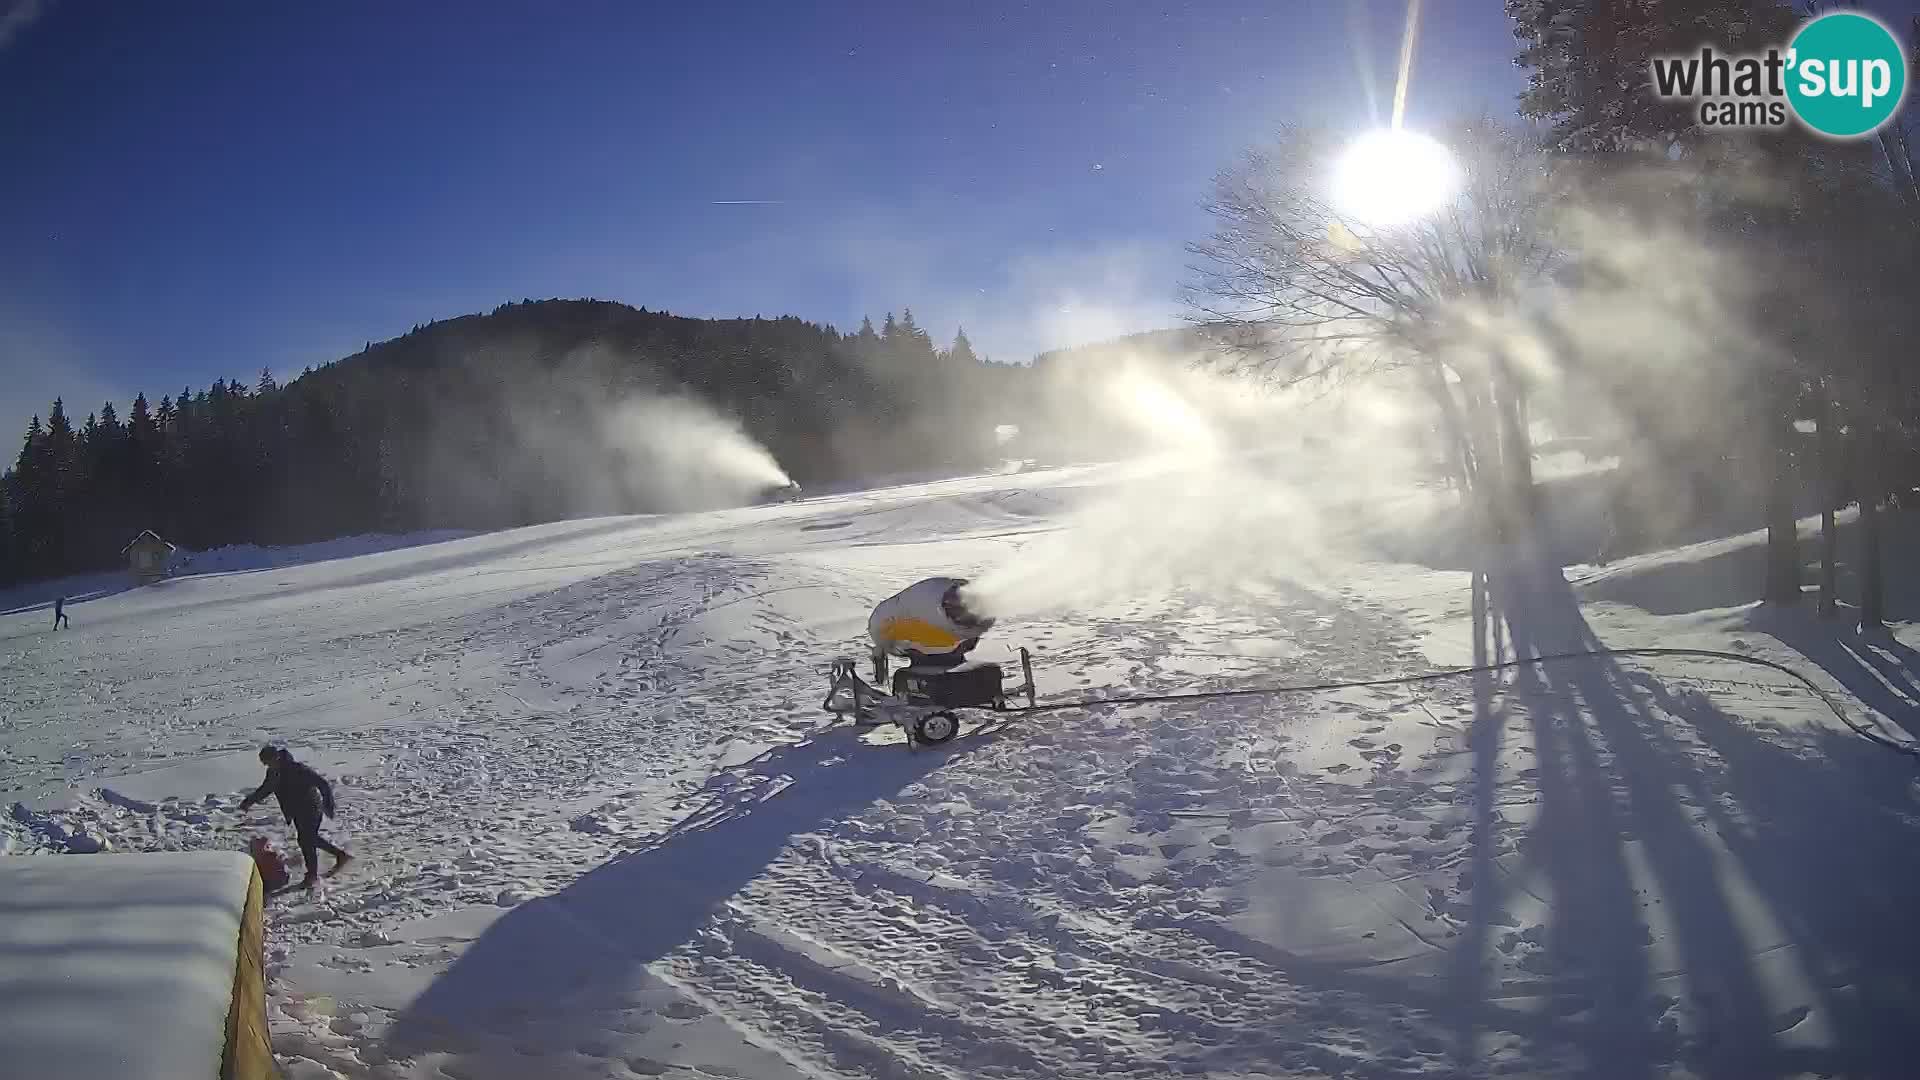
top-left (824, 576), bottom-right (1035, 747)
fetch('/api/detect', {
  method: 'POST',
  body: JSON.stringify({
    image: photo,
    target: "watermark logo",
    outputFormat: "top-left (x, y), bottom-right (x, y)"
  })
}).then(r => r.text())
top-left (1650, 11), bottom-right (1908, 138)
top-left (1786, 12), bottom-right (1907, 137)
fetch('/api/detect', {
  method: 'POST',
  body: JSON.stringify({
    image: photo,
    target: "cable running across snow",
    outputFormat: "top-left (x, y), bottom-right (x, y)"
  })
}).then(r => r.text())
top-left (998, 646), bottom-right (1918, 761)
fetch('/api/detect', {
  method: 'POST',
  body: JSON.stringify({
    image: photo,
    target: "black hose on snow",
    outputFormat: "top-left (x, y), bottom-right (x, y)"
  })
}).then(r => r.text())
top-left (1003, 646), bottom-right (1918, 760)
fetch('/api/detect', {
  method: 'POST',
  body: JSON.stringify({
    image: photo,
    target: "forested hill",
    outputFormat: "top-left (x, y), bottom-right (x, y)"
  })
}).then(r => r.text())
top-left (0, 299), bottom-right (1030, 585)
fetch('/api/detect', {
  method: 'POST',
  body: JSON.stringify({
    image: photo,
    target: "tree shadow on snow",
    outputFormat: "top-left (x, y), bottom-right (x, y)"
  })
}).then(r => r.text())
top-left (1628, 674), bottom-right (1920, 1068)
top-left (1753, 610), bottom-right (1920, 742)
top-left (1436, 555), bottom-right (1920, 1079)
top-left (386, 724), bottom-right (978, 1057)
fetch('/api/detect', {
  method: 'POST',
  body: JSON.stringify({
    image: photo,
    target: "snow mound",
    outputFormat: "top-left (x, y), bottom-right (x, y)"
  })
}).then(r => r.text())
top-left (0, 851), bottom-right (258, 1080)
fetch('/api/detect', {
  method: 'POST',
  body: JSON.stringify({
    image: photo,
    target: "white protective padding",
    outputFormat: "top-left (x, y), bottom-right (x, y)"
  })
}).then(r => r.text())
top-left (0, 851), bottom-right (258, 1080)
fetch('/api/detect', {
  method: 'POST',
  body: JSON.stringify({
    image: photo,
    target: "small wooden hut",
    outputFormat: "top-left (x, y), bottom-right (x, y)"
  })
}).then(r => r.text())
top-left (121, 530), bottom-right (176, 582)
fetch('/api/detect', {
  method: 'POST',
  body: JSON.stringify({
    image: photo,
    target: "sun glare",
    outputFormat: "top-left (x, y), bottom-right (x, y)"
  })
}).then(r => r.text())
top-left (1330, 128), bottom-right (1458, 228)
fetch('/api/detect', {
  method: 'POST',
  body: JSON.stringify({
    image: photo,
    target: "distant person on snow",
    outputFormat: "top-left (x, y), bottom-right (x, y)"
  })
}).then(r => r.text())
top-left (239, 745), bottom-right (352, 890)
top-left (52, 596), bottom-right (69, 630)
top-left (867, 576), bottom-right (995, 680)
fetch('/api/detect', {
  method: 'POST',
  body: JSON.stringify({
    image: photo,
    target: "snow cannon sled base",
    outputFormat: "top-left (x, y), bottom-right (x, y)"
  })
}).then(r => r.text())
top-left (822, 649), bottom-right (1036, 749)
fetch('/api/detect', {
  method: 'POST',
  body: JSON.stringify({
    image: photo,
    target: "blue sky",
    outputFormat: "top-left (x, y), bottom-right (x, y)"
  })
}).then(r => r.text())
top-left (2, 0), bottom-right (1891, 437)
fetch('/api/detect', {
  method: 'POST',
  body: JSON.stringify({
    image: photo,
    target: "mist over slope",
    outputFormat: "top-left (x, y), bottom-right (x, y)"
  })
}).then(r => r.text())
top-left (2, 297), bottom-right (1310, 587)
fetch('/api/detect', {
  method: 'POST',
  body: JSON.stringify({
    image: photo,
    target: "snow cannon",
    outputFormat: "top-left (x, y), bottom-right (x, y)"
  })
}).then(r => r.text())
top-left (757, 481), bottom-right (803, 505)
top-left (825, 576), bottom-right (1034, 748)
top-left (865, 577), bottom-right (995, 675)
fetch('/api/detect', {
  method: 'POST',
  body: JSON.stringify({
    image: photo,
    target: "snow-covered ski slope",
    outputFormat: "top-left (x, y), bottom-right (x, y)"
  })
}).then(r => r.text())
top-left (5, 460), bottom-right (1920, 1079)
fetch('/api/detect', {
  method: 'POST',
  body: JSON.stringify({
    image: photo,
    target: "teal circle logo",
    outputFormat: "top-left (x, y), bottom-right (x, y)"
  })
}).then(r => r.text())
top-left (1786, 12), bottom-right (1908, 138)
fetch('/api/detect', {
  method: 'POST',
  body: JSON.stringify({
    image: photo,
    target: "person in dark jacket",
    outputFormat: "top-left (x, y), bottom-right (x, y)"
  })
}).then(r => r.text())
top-left (239, 745), bottom-right (352, 889)
top-left (52, 596), bottom-right (69, 630)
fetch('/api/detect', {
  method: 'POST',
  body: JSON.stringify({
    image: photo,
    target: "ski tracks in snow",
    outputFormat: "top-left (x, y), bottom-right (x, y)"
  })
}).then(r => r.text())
top-left (650, 583), bottom-right (1504, 1080)
top-left (9, 551), bottom-right (1549, 1079)
top-left (282, 564), bottom-right (1493, 1080)
top-left (8, 482), bottom-right (1886, 1078)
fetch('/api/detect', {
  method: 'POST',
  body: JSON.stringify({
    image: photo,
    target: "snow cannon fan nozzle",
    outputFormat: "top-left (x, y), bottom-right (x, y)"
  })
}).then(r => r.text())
top-left (942, 579), bottom-right (995, 635)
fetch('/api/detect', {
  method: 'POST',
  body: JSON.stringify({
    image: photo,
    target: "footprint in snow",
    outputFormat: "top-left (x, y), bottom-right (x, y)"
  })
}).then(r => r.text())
top-left (658, 1001), bottom-right (704, 1021)
top-left (1771, 1005), bottom-right (1812, 1033)
top-left (1325, 763), bottom-right (1352, 774)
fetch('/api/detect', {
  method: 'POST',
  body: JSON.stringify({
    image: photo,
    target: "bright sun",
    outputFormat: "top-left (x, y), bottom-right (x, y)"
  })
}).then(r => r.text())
top-left (1330, 128), bottom-right (1459, 228)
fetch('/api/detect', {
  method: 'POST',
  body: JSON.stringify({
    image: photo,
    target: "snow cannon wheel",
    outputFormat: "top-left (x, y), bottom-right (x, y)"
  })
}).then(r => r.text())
top-left (916, 711), bottom-right (960, 745)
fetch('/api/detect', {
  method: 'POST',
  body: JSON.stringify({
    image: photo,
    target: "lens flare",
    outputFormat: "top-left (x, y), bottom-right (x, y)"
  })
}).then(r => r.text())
top-left (1331, 128), bottom-right (1459, 228)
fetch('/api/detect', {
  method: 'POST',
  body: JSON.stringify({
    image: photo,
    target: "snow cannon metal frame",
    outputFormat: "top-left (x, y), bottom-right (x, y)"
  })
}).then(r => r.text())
top-left (822, 649), bottom-right (1037, 749)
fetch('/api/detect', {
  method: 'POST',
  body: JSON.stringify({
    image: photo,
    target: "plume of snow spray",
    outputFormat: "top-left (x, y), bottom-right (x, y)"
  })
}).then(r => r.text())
top-left (594, 393), bottom-right (792, 511)
top-left (961, 353), bottom-right (1438, 621)
top-left (962, 149), bottom-right (1815, 623)
top-left (467, 343), bottom-right (792, 519)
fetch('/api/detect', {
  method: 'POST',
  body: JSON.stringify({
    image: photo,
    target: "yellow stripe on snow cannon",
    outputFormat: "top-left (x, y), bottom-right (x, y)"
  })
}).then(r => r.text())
top-left (875, 617), bottom-right (961, 651)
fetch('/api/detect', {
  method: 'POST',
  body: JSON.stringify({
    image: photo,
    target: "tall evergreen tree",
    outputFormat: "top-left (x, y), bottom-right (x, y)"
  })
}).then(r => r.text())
top-left (45, 399), bottom-right (74, 473)
top-left (850, 316), bottom-right (883, 373)
top-left (121, 393), bottom-right (159, 535)
top-left (0, 470), bottom-right (16, 586)
top-left (1508, 0), bottom-right (1797, 155)
top-left (44, 399), bottom-right (80, 564)
top-left (15, 415), bottom-right (43, 475)
top-left (948, 327), bottom-right (980, 367)
top-left (13, 415), bottom-right (53, 576)
top-left (898, 308), bottom-right (934, 354)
